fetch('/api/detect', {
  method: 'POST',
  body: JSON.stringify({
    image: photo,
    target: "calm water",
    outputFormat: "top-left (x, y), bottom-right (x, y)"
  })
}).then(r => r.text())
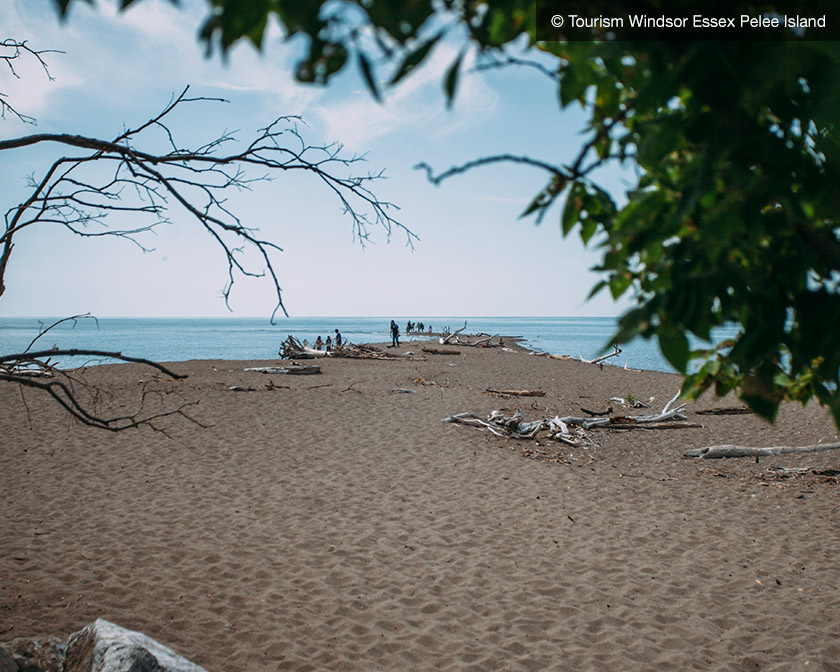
top-left (0, 316), bottom-right (739, 373)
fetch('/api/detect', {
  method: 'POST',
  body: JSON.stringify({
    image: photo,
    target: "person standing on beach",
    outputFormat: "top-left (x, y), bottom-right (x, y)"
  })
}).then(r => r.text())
top-left (390, 320), bottom-right (400, 348)
top-left (334, 329), bottom-right (342, 348)
top-left (325, 335), bottom-right (332, 351)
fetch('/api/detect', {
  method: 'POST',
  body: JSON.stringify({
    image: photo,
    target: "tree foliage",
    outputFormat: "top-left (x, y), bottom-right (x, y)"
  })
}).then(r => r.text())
top-left (53, 0), bottom-right (840, 427)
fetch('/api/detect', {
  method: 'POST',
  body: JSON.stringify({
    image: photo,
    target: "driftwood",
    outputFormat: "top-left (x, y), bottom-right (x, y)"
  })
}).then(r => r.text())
top-left (579, 344), bottom-right (622, 365)
top-left (468, 333), bottom-right (502, 347)
top-left (338, 343), bottom-right (424, 360)
top-left (440, 321), bottom-right (468, 345)
top-left (279, 335), bottom-right (327, 359)
top-left (437, 327), bottom-right (503, 348)
top-left (422, 347), bottom-right (461, 355)
top-left (279, 335), bottom-right (422, 361)
top-left (245, 365), bottom-right (321, 375)
top-left (486, 388), bottom-right (545, 397)
top-left (444, 410), bottom-right (544, 439)
top-left (685, 442), bottom-right (840, 459)
top-left (581, 406), bottom-right (613, 416)
top-left (443, 390), bottom-right (702, 446)
top-left (554, 393), bottom-right (687, 430)
top-left (605, 421), bottom-right (704, 430)
top-left (444, 394), bottom-right (692, 447)
top-left (695, 406), bottom-right (753, 416)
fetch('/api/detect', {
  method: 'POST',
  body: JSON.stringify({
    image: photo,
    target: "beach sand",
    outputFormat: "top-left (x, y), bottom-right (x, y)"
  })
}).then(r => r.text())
top-left (2, 340), bottom-right (839, 671)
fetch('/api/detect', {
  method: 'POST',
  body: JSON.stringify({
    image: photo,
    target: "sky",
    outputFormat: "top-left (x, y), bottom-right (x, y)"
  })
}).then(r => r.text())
top-left (0, 0), bottom-right (636, 319)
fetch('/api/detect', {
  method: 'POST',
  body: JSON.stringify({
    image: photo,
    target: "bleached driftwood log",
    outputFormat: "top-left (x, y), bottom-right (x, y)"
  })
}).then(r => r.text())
top-left (486, 388), bottom-right (545, 397)
top-left (440, 321), bottom-right (468, 345)
top-left (245, 365), bottom-right (321, 375)
top-left (443, 410), bottom-right (544, 439)
top-left (684, 442), bottom-right (840, 459)
top-left (579, 344), bottom-right (622, 365)
top-left (279, 335), bottom-right (327, 359)
top-left (469, 333), bottom-right (501, 347)
top-left (554, 394), bottom-right (687, 430)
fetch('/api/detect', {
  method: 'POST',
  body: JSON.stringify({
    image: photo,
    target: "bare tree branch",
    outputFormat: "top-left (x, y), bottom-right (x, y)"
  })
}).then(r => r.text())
top-left (0, 38), bottom-right (62, 123)
top-left (0, 344), bottom-right (203, 432)
top-left (24, 312), bottom-right (97, 352)
top-left (1, 45), bottom-right (415, 432)
top-left (0, 85), bottom-right (416, 318)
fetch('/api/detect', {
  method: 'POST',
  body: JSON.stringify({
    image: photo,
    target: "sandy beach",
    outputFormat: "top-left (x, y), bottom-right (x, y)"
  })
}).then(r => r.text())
top-left (2, 340), bottom-right (839, 671)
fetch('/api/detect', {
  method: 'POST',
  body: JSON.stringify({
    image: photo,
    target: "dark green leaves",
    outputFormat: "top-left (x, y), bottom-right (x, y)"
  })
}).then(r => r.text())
top-left (388, 32), bottom-right (442, 86)
top-left (658, 328), bottom-right (690, 373)
top-left (358, 52), bottom-right (382, 102)
top-left (443, 48), bottom-right (466, 108)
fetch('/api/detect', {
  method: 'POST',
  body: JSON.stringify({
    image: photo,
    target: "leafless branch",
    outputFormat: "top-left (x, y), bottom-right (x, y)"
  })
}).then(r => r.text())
top-left (0, 38), bottom-right (62, 123)
top-left (24, 313), bottom-right (98, 352)
top-left (0, 345), bottom-right (203, 432)
top-left (0, 85), bottom-right (416, 318)
top-left (415, 104), bottom-right (634, 223)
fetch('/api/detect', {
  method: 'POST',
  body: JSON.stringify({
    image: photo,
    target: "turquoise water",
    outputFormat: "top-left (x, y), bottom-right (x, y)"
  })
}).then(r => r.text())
top-left (0, 316), bottom-right (739, 373)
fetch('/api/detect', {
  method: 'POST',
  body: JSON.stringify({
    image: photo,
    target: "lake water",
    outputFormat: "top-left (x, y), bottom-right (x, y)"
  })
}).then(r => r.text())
top-left (0, 316), bottom-right (739, 373)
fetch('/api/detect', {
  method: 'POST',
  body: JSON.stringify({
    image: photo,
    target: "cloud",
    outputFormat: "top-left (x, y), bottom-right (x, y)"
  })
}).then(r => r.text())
top-left (0, 3), bottom-right (85, 132)
top-left (315, 42), bottom-right (498, 149)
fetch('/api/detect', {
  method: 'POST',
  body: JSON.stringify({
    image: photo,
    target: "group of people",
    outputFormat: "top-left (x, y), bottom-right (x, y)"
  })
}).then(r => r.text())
top-left (313, 329), bottom-right (342, 352)
top-left (405, 321), bottom-right (431, 334)
top-left (389, 319), bottom-right (433, 347)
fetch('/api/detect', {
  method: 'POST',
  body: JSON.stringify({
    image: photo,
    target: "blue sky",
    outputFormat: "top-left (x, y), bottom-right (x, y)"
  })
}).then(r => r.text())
top-left (0, 0), bottom-right (635, 319)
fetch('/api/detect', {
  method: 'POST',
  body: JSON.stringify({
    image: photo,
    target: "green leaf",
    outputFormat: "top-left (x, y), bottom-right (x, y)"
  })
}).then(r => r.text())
top-left (587, 280), bottom-right (608, 300)
top-left (443, 48), bottom-right (466, 109)
top-left (580, 217), bottom-right (598, 244)
top-left (389, 33), bottom-right (442, 86)
top-left (608, 273), bottom-right (632, 299)
top-left (658, 328), bottom-right (690, 372)
top-left (358, 52), bottom-right (382, 103)
top-left (55, 0), bottom-right (91, 16)
top-left (741, 376), bottom-right (781, 422)
top-left (561, 183), bottom-right (582, 235)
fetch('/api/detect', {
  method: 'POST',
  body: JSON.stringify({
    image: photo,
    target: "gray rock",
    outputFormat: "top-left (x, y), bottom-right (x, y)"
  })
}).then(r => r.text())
top-left (0, 645), bottom-right (16, 672)
top-left (65, 620), bottom-right (205, 672)
top-left (2, 636), bottom-right (66, 672)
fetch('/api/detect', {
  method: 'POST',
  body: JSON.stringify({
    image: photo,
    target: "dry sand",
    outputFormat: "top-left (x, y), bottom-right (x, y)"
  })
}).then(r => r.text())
top-left (2, 340), bottom-right (840, 671)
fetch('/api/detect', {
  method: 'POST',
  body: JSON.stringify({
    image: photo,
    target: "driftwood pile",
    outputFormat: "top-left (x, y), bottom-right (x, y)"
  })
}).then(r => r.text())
top-left (279, 335), bottom-right (420, 361)
top-left (437, 322), bottom-right (503, 348)
top-left (444, 393), bottom-right (694, 447)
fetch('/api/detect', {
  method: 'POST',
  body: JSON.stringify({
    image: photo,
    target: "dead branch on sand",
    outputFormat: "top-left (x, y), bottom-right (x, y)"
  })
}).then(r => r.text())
top-left (486, 388), bottom-right (545, 397)
top-left (685, 442), bottom-right (840, 459)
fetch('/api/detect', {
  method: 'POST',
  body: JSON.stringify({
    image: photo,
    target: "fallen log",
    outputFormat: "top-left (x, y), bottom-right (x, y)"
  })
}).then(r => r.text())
top-left (486, 388), bottom-right (546, 397)
top-left (581, 406), bottom-right (613, 417)
top-left (245, 365), bottom-right (321, 375)
top-left (604, 421), bottom-right (703, 430)
top-left (695, 407), bottom-right (753, 416)
top-left (422, 347), bottom-right (461, 355)
top-left (471, 333), bottom-right (500, 347)
top-left (579, 344), bottom-right (622, 365)
top-left (685, 442), bottom-right (840, 459)
top-left (440, 321), bottom-right (468, 345)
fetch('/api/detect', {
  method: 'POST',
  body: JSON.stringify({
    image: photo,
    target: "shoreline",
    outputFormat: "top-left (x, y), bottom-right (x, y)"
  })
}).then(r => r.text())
top-left (0, 316), bottom-right (699, 374)
top-left (2, 344), bottom-right (839, 671)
